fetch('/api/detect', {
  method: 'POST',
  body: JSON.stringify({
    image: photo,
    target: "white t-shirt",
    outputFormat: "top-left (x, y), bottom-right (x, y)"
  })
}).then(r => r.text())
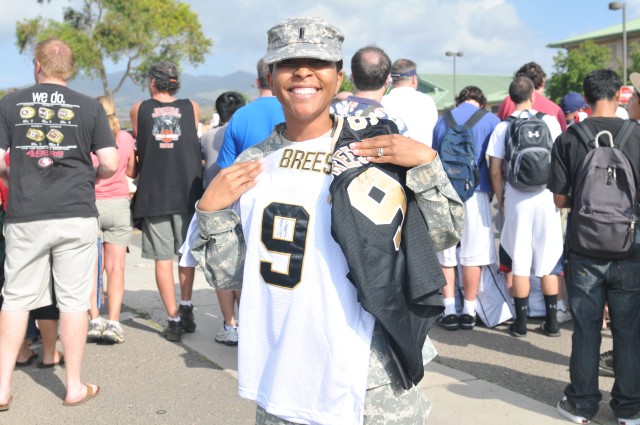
top-left (486, 109), bottom-right (562, 161)
top-left (485, 109), bottom-right (563, 276)
top-left (382, 87), bottom-right (438, 146)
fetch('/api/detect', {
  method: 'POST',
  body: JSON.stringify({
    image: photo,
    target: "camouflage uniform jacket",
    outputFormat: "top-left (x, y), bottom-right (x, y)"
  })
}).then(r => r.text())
top-left (190, 117), bottom-right (463, 389)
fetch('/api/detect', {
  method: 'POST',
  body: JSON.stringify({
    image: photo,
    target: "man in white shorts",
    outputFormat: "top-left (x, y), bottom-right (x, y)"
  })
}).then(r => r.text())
top-left (486, 76), bottom-right (563, 338)
top-left (432, 86), bottom-right (500, 330)
top-left (0, 39), bottom-right (118, 407)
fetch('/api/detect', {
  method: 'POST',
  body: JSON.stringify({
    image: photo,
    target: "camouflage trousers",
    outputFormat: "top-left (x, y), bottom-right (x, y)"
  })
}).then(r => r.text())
top-left (255, 380), bottom-right (431, 425)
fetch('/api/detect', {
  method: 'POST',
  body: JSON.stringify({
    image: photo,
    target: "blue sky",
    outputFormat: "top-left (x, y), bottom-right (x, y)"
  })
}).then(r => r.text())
top-left (0, 0), bottom-right (639, 89)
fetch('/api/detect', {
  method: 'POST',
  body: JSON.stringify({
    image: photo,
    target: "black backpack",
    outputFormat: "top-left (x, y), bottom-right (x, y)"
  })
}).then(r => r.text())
top-left (568, 121), bottom-right (637, 259)
top-left (503, 110), bottom-right (554, 191)
top-left (438, 108), bottom-right (488, 202)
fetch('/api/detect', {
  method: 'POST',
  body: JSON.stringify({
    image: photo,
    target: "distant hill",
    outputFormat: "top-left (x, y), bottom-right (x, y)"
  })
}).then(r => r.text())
top-left (61, 70), bottom-right (257, 124)
top-left (1, 69), bottom-right (257, 126)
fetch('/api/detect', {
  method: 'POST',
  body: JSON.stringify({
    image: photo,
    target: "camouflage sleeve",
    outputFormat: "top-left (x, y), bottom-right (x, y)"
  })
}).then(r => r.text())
top-left (189, 202), bottom-right (245, 291)
top-left (406, 154), bottom-right (464, 251)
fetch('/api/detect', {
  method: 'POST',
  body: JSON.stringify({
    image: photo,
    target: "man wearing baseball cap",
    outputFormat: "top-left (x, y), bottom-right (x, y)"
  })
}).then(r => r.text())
top-left (129, 61), bottom-right (203, 343)
top-left (560, 92), bottom-right (589, 127)
top-left (187, 16), bottom-right (463, 425)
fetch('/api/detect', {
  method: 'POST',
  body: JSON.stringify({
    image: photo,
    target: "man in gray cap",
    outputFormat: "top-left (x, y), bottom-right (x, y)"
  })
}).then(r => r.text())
top-left (129, 61), bottom-right (203, 343)
top-left (187, 16), bottom-right (463, 425)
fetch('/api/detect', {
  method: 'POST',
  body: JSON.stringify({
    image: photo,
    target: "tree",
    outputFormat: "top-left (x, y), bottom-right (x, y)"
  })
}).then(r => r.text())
top-left (629, 42), bottom-right (640, 79)
top-left (546, 40), bottom-right (612, 104)
top-left (18, 0), bottom-right (213, 97)
top-left (339, 75), bottom-right (354, 94)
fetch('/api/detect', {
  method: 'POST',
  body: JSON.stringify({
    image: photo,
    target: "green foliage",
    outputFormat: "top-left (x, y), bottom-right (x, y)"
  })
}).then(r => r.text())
top-left (629, 42), bottom-right (640, 79)
top-left (546, 40), bottom-right (612, 104)
top-left (17, 0), bottom-right (213, 96)
top-left (339, 76), bottom-right (354, 94)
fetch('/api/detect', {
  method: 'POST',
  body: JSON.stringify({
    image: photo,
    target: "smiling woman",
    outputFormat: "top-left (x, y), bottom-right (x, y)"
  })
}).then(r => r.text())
top-left (268, 57), bottom-right (343, 141)
top-left (186, 15), bottom-right (464, 425)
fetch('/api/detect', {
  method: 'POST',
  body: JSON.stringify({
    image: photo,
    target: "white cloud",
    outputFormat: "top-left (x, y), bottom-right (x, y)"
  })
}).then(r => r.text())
top-left (183, 0), bottom-right (550, 78)
top-left (1, 0), bottom-right (636, 88)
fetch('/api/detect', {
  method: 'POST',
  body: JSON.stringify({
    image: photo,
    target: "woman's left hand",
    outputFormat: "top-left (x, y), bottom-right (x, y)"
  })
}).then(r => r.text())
top-left (349, 134), bottom-right (437, 168)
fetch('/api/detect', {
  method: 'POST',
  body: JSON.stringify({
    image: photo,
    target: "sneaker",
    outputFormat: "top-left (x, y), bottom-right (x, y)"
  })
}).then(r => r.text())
top-left (618, 411), bottom-right (640, 425)
top-left (436, 314), bottom-right (459, 331)
top-left (459, 314), bottom-right (476, 330)
top-left (164, 320), bottom-right (183, 342)
top-left (101, 322), bottom-right (125, 344)
top-left (599, 350), bottom-right (614, 377)
top-left (538, 321), bottom-right (561, 337)
top-left (508, 322), bottom-right (527, 337)
top-left (557, 397), bottom-right (591, 424)
top-left (178, 304), bottom-right (196, 333)
top-left (215, 323), bottom-right (238, 346)
top-left (87, 317), bottom-right (107, 342)
top-left (557, 309), bottom-right (573, 324)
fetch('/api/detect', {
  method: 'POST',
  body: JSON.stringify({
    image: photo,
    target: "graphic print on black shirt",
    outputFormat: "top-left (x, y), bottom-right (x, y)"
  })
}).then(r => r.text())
top-left (17, 90), bottom-right (81, 169)
top-left (151, 106), bottom-right (182, 147)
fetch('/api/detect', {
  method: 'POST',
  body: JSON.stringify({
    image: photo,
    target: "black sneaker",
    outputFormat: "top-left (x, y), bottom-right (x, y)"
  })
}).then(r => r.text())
top-left (179, 304), bottom-right (196, 333)
top-left (508, 322), bottom-right (527, 337)
top-left (538, 321), bottom-right (561, 337)
top-left (164, 320), bottom-right (183, 342)
top-left (459, 314), bottom-right (476, 330)
top-left (437, 314), bottom-right (460, 331)
top-left (599, 350), bottom-right (614, 377)
top-left (557, 396), bottom-right (591, 424)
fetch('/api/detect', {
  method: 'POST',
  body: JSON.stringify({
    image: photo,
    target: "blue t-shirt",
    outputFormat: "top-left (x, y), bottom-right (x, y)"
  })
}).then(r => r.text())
top-left (216, 96), bottom-right (284, 169)
top-left (432, 102), bottom-right (500, 193)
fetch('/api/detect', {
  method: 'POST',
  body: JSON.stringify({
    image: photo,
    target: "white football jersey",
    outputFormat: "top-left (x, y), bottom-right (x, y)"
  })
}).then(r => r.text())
top-left (236, 133), bottom-right (375, 425)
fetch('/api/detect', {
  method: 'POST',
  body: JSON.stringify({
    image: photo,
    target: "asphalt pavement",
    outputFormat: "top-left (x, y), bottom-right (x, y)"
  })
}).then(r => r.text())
top-left (1, 233), bottom-right (620, 425)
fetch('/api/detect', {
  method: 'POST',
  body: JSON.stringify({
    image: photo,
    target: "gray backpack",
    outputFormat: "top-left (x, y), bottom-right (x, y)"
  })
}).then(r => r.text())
top-left (503, 110), bottom-right (554, 191)
top-left (569, 121), bottom-right (637, 259)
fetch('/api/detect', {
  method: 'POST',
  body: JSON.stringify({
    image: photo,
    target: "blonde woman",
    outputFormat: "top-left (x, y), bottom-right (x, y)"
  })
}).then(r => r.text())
top-left (88, 96), bottom-right (137, 343)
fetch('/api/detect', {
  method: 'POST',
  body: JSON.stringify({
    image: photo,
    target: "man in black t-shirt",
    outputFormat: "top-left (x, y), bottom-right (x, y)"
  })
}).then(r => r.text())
top-left (0, 39), bottom-right (118, 408)
top-left (548, 69), bottom-right (640, 424)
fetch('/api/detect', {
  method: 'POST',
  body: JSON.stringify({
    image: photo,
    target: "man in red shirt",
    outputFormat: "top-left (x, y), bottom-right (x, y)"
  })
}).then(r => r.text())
top-left (497, 62), bottom-right (566, 131)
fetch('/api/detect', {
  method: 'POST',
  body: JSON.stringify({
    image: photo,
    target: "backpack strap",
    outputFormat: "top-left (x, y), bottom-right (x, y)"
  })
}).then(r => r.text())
top-left (462, 109), bottom-right (489, 130)
top-left (443, 109), bottom-right (456, 128)
top-left (360, 105), bottom-right (378, 117)
top-left (613, 120), bottom-right (636, 150)
top-left (572, 122), bottom-right (596, 151)
top-left (534, 111), bottom-right (546, 119)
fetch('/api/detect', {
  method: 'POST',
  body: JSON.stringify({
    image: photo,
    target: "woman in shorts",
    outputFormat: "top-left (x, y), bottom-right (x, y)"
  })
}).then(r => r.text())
top-left (87, 96), bottom-right (136, 344)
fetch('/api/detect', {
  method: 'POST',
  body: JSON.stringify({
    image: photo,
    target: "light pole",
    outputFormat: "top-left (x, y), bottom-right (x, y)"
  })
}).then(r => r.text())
top-left (445, 51), bottom-right (463, 103)
top-left (609, 1), bottom-right (627, 85)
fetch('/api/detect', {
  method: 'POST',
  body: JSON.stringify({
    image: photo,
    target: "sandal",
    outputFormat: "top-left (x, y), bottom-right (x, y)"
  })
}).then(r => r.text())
top-left (63, 384), bottom-right (101, 407)
top-left (15, 350), bottom-right (38, 367)
top-left (0, 396), bottom-right (12, 412)
top-left (37, 351), bottom-right (65, 369)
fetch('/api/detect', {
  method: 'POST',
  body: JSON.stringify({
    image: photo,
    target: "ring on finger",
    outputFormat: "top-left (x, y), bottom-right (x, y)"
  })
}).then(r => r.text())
top-left (377, 147), bottom-right (384, 157)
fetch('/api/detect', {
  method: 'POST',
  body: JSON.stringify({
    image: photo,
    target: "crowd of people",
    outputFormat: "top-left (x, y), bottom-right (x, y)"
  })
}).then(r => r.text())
top-left (0, 14), bottom-right (638, 425)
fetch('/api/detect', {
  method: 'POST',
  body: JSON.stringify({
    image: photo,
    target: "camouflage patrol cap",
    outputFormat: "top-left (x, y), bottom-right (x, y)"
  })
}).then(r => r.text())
top-left (263, 17), bottom-right (344, 65)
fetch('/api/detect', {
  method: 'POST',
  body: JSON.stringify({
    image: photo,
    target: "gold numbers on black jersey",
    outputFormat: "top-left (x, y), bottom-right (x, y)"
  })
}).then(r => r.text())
top-left (347, 168), bottom-right (406, 251)
top-left (260, 202), bottom-right (309, 289)
top-left (346, 115), bottom-right (379, 130)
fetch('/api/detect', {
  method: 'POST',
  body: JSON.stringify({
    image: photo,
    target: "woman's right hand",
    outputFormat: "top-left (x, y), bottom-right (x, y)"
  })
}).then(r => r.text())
top-left (198, 160), bottom-right (264, 212)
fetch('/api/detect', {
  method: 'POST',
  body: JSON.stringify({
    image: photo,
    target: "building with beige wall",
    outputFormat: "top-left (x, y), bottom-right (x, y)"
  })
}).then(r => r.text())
top-left (547, 19), bottom-right (640, 78)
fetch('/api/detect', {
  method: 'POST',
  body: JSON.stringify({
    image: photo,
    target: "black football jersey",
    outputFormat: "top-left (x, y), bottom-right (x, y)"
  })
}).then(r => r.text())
top-left (329, 115), bottom-right (445, 388)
